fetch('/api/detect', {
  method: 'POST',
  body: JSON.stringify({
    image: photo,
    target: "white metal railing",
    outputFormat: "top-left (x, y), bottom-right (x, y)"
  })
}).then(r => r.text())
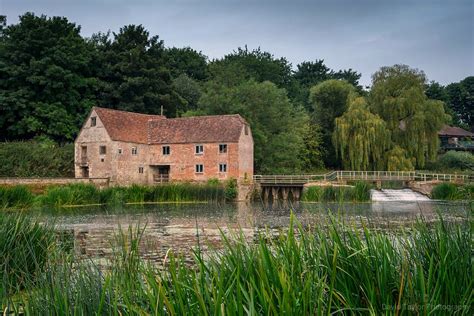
top-left (253, 171), bottom-right (474, 184)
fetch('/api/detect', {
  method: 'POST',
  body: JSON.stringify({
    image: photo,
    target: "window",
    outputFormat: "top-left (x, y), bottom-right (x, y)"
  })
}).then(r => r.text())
top-left (219, 144), bottom-right (227, 153)
top-left (138, 167), bottom-right (144, 174)
top-left (195, 145), bottom-right (203, 155)
top-left (132, 147), bottom-right (138, 155)
top-left (219, 163), bottom-right (227, 173)
top-left (244, 125), bottom-right (249, 135)
top-left (91, 117), bottom-right (97, 127)
top-left (99, 146), bottom-right (106, 155)
top-left (100, 158), bottom-right (105, 162)
top-left (118, 148), bottom-right (122, 154)
top-left (195, 164), bottom-right (204, 173)
top-left (162, 146), bottom-right (170, 155)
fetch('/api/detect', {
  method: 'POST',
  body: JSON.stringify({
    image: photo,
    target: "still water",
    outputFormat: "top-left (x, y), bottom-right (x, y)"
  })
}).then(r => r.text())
top-left (36, 200), bottom-right (471, 262)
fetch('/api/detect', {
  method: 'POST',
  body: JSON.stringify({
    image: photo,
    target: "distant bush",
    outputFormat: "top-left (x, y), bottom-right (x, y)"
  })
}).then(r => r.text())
top-left (0, 141), bottom-right (74, 177)
top-left (435, 151), bottom-right (474, 171)
top-left (431, 183), bottom-right (473, 200)
top-left (224, 178), bottom-right (238, 201)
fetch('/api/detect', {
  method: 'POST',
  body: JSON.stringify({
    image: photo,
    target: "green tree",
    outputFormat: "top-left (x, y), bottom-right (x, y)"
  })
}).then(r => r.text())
top-left (172, 74), bottom-right (202, 114)
top-left (309, 79), bottom-right (356, 167)
top-left (208, 46), bottom-right (293, 90)
top-left (166, 47), bottom-right (208, 81)
top-left (0, 13), bottom-right (97, 142)
top-left (194, 80), bottom-right (310, 173)
top-left (95, 25), bottom-right (184, 117)
top-left (333, 97), bottom-right (391, 170)
top-left (445, 76), bottom-right (474, 130)
top-left (369, 64), bottom-right (447, 168)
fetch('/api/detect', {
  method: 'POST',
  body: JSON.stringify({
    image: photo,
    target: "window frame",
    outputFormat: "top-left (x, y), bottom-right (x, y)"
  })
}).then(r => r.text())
top-left (91, 116), bottom-right (97, 127)
top-left (195, 164), bottom-right (204, 173)
top-left (99, 145), bottom-right (106, 155)
top-left (219, 163), bottom-right (227, 173)
top-left (219, 144), bottom-right (227, 154)
top-left (162, 145), bottom-right (170, 156)
top-left (131, 147), bottom-right (138, 155)
top-left (118, 148), bottom-right (122, 154)
top-left (195, 144), bottom-right (204, 155)
top-left (138, 166), bottom-right (144, 174)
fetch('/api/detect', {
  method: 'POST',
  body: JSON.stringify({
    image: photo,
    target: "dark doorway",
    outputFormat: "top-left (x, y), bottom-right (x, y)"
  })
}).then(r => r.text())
top-left (81, 166), bottom-right (89, 178)
top-left (152, 165), bottom-right (170, 183)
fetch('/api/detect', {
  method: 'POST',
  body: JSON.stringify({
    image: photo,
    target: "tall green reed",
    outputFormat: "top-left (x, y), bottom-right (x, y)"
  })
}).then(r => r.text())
top-left (14, 213), bottom-right (472, 315)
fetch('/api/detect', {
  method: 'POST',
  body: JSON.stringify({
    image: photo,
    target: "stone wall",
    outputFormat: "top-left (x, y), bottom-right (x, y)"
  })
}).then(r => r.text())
top-left (0, 177), bottom-right (110, 188)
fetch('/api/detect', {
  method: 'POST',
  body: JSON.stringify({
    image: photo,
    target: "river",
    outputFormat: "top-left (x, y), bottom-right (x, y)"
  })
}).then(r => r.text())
top-left (33, 199), bottom-right (471, 264)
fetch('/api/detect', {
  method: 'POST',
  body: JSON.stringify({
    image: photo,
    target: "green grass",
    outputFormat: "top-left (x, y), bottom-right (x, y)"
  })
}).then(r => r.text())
top-left (4, 213), bottom-right (471, 315)
top-left (0, 214), bottom-right (56, 303)
top-left (0, 185), bottom-right (35, 209)
top-left (431, 183), bottom-right (474, 200)
top-left (1, 182), bottom-right (230, 210)
top-left (302, 182), bottom-right (371, 202)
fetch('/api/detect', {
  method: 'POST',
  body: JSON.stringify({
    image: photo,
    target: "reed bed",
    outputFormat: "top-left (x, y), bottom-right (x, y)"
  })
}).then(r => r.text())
top-left (431, 183), bottom-right (474, 200)
top-left (2, 213), bottom-right (471, 315)
top-left (301, 181), bottom-right (371, 202)
top-left (0, 214), bottom-right (56, 301)
top-left (1, 182), bottom-right (230, 209)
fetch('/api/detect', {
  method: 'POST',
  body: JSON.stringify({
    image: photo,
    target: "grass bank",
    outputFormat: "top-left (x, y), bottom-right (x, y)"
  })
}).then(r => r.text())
top-left (1, 213), bottom-right (472, 315)
top-left (431, 182), bottom-right (474, 200)
top-left (1, 180), bottom-right (236, 209)
top-left (301, 181), bottom-right (371, 202)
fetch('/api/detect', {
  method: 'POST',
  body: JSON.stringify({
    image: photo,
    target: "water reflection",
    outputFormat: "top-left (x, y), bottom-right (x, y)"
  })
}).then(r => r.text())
top-left (36, 201), bottom-right (470, 263)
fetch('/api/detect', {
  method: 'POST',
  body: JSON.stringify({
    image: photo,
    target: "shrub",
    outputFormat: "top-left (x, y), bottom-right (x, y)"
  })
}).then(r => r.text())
top-left (224, 178), bottom-right (238, 201)
top-left (0, 141), bottom-right (74, 177)
top-left (436, 151), bottom-right (474, 171)
top-left (431, 183), bottom-right (461, 200)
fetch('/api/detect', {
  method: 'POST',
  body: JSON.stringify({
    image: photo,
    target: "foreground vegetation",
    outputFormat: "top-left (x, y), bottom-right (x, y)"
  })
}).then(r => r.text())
top-left (301, 182), bottom-right (371, 202)
top-left (0, 181), bottom-right (236, 209)
top-left (1, 213), bottom-right (472, 315)
top-left (431, 183), bottom-right (474, 201)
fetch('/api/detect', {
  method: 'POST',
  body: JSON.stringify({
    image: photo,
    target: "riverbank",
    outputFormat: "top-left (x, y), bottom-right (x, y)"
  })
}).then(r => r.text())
top-left (0, 182), bottom-right (237, 209)
top-left (1, 213), bottom-right (471, 315)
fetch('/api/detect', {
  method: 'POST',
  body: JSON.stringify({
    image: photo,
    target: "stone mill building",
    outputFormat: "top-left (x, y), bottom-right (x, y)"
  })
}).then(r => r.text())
top-left (74, 107), bottom-right (254, 185)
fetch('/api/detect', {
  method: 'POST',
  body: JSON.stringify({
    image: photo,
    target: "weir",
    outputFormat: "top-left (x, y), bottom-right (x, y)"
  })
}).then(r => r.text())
top-left (370, 189), bottom-right (430, 202)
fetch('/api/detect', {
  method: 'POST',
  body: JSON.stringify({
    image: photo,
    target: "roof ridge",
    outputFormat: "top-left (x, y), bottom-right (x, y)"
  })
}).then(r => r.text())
top-left (94, 106), bottom-right (164, 118)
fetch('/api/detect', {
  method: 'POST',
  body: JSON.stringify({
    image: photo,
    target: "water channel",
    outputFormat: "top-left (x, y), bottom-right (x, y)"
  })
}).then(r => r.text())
top-left (33, 197), bottom-right (472, 264)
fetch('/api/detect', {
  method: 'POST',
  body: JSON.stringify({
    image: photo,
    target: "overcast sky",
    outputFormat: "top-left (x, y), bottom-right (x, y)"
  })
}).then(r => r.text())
top-left (2, 0), bottom-right (473, 86)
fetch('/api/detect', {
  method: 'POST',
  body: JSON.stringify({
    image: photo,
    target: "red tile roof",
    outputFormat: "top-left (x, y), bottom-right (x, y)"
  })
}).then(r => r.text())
top-left (94, 107), bottom-right (165, 144)
top-left (93, 107), bottom-right (247, 144)
top-left (148, 115), bottom-right (247, 144)
top-left (438, 125), bottom-right (474, 137)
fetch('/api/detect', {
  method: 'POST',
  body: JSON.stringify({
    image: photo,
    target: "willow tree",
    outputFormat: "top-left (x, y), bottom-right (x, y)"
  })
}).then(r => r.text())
top-left (333, 97), bottom-right (391, 170)
top-left (369, 64), bottom-right (448, 168)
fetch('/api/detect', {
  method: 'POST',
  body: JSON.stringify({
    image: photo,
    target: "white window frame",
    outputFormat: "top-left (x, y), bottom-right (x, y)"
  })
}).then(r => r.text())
top-left (195, 144), bottom-right (204, 155)
top-left (138, 166), bottom-right (144, 174)
top-left (219, 163), bottom-right (227, 173)
top-left (162, 145), bottom-right (170, 155)
top-left (118, 148), bottom-right (122, 154)
top-left (195, 164), bottom-right (204, 173)
top-left (132, 147), bottom-right (138, 155)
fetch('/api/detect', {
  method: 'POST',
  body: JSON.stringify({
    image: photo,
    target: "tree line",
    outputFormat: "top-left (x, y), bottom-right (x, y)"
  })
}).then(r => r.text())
top-left (0, 13), bottom-right (472, 173)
